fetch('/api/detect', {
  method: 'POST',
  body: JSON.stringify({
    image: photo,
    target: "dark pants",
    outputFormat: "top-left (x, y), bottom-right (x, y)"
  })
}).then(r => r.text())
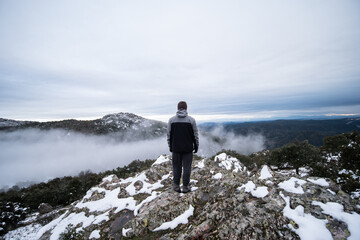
top-left (172, 152), bottom-right (193, 186)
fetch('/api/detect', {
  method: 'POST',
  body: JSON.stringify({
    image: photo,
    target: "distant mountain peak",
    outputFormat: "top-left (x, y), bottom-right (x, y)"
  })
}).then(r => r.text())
top-left (0, 113), bottom-right (167, 138)
top-left (0, 118), bottom-right (28, 128)
top-left (100, 112), bottom-right (145, 125)
top-left (101, 112), bottom-right (144, 120)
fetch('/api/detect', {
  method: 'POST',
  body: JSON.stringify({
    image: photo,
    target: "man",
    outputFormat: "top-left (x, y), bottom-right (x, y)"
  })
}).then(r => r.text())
top-left (167, 101), bottom-right (199, 193)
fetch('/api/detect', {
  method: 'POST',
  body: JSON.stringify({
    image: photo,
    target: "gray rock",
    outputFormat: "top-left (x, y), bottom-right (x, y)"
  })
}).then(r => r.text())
top-left (38, 203), bottom-right (53, 214)
top-left (108, 210), bottom-right (134, 240)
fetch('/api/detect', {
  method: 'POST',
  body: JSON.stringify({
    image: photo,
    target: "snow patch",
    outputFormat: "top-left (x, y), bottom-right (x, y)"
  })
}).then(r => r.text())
top-left (191, 186), bottom-right (199, 191)
top-left (89, 229), bottom-right (100, 239)
top-left (76, 188), bottom-right (136, 213)
top-left (190, 179), bottom-right (198, 184)
top-left (299, 167), bottom-right (311, 177)
top-left (307, 178), bottom-right (329, 187)
top-left (125, 172), bottom-right (170, 196)
top-left (81, 187), bottom-right (106, 200)
top-left (278, 169), bottom-right (297, 176)
top-left (134, 191), bottom-right (161, 216)
top-left (92, 211), bottom-right (110, 225)
top-left (18, 212), bottom-right (39, 225)
top-left (325, 153), bottom-right (340, 162)
top-left (102, 174), bottom-right (116, 183)
top-left (36, 212), bottom-right (68, 239)
top-left (280, 193), bottom-right (332, 240)
top-left (327, 189), bottom-right (336, 195)
top-left (152, 155), bottom-right (170, 166)
top-left (122, 227), bottom-right (132, 237)
top-left (45, 212), bottom-right (96, 240)
top-left (338, 169), bottom-right (359, 180)
top-left (214, 153), bottom-right (244, 172)
top-left (351, 189), bottom-right (360, 199)
top-left (259, 165), bottom-right (272, 180)
top-left (212, 172), bottom-right (223, 180)
top-left (238, 181), bottom-right (269, 198)
top-left (313, 201), bottom-right (360, 240)
top-left (265, 180), bottom-right (274, 185)
top-left (195, 159), bottom-right (205, 169)
top-left (339, 169), bottom-right (350, 174)
top-left (153, 205), bottom-right (194, 231)
top-left (4, 223), bottom-right (42, 240)
top-left (278, 177), bottom-right (307, 194)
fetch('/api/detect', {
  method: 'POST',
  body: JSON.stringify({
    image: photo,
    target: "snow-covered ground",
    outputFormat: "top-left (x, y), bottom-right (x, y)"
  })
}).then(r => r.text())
top-left (32, 155), bottom-right (183, 240)
top-left (280, 192), bottom-right (332, 240)
top-left (238, 181), bottom-right (269, 198)
top-left (279, 177), bottom-right (307, 194)
top-left (214, 152), bottom-right (245, 173)
top-left (3, 153), bottom-right (360, 240)
top-left (4, 223), bottom-right (42, 240)
top-left (152, 205), bottom-right (194, 232)
top-left (259, 165), bottom-right (272, 179)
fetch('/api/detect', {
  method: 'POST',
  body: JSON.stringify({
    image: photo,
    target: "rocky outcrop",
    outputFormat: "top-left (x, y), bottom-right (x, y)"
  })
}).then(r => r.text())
top-left (7, 153), bottom-right (360, 240)
top-left (38, 203), bottom-right (53, 215)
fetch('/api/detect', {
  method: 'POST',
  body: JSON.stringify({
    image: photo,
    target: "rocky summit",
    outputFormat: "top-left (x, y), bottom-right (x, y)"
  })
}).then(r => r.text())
top-left (5, 153), bottom-right (360, 240)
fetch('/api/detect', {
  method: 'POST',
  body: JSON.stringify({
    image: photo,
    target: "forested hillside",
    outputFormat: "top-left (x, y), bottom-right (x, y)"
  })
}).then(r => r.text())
top-left (200, 118), bottom-right (360, 148)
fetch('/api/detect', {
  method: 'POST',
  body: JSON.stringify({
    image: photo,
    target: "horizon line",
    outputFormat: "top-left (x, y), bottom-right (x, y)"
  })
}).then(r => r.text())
top-left (2, 112), bottom-right (360, 123)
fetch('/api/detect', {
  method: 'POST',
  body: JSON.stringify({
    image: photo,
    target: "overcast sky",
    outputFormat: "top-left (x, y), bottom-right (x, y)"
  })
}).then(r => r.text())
top-left (0, 0), bottom-right (359, 122)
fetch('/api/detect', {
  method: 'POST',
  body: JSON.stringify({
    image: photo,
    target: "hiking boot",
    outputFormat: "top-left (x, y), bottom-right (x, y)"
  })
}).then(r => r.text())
top-left (173, 184), bottom-right (181, 193)
top-left (182, 185), bottom-right (191, 193)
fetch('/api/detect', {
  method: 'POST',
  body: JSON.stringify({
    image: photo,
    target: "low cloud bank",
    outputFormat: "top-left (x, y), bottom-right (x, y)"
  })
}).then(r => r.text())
top-left (198, 127), bottom-right (265, 157)
top-left (0, 129), bottom-right (168, 188)
top-left (0, 127), bottom-right (265, 188)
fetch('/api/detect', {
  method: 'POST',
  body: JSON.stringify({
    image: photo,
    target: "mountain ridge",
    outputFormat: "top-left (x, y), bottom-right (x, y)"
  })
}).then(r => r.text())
top-left (200, 118), bottom-right (360, 148)
top-left (0, 113), bottom-right (167, 140)
top-left (2, 113), bottom-right (360, 149)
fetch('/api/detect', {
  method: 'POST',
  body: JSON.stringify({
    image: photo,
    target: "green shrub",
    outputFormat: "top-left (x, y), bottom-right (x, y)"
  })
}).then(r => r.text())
top-left (249, 150), bottom-right (270, 169)
top-left (269, 140), bottom-right (322, 173)
top-left (59, 224), bottom-right (84, 240)
top-left (322, 134), bottom-right (349, 154)
top-left (100, 159), bottom-right (155, 179)
top-left (309, 162), bottom-right (334, 178)
top-left (341, 178), bottom-right (360, 194)
top-left (340, 131), bottom-right (360, 171)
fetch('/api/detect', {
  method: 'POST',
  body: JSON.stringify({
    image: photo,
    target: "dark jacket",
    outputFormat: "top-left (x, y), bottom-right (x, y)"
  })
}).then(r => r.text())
top-left (167, 109), bottom-right (199, 153)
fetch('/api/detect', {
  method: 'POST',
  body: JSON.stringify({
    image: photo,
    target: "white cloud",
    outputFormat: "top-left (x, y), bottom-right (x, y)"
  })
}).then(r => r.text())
top-left (0, 0), bottom-right (359, 120)
top-left (0, 126), bottom-right (266, 188)
top-left (198, 126), bottom-right (265, 157)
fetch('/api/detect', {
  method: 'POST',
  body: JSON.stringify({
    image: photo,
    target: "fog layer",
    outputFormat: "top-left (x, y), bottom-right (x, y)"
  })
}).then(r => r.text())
top-left (198, 127), bottom-right (265, 157)
top-left (0, 128), bottom-right (265, 188)
top-left (0, 129), bottom-right (168, 188)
